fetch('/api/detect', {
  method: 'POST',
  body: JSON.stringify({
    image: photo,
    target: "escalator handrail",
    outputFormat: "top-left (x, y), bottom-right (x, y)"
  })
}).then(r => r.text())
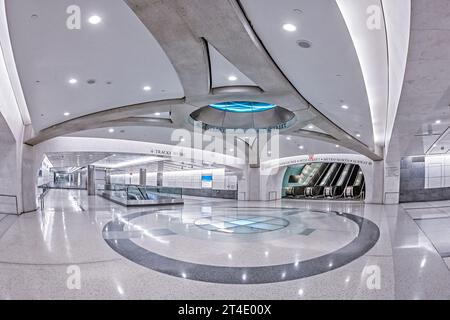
top-left (343, 165), bottom-right (358, 191)
top-left (330, 163), bottom-right (344, 186)
top-left (333, 164), bottom-right (356, 198)
top-left (353, 170), bottom-right (364, 187)
top-left (320, 163), bottom-right (340, 187)
top-left (314, 163), bottom-right (332, 187)
top-left (336, 164), bottom-right (352, 186)
top-left (126, 185), bottom-right (147, 200)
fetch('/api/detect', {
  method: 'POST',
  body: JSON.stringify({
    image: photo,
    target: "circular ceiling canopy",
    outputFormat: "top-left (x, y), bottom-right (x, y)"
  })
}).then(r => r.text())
top-left (209, 101), bottom-right (276, 113)
top-left (190, 101), bottom-right (296, 130)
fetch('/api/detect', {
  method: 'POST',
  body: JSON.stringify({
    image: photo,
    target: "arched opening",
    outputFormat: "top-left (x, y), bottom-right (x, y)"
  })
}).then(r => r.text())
top-left (281, 162), bottom-right (365, 200)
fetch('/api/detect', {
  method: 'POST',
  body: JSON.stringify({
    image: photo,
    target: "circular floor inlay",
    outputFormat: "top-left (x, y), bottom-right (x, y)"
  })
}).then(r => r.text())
top-left (103, 208), bottom-right (380, 284)
top-left (194, 215), bottom-right (289, 234)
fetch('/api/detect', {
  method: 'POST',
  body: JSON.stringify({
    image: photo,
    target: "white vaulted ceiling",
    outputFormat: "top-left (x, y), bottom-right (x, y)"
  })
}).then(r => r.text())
top-left (5, 0), bottom-right (184, 131)
top-left (240, 0), bottom-right (376, 148)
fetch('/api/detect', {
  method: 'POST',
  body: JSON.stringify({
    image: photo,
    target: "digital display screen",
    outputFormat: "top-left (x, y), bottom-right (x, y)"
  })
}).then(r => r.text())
top-left (201, 175), bottom-right (213, 188)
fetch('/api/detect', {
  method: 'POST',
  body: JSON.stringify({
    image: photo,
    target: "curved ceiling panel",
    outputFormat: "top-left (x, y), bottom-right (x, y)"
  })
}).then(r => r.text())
top-left (240, 0), bottom-right (375, 148)
top-left (208, 44), bottom-right (257, 88)
top-left (336, 0), bottom-right (389, 148)
top-left (6, 0), bottom-right (184, 131)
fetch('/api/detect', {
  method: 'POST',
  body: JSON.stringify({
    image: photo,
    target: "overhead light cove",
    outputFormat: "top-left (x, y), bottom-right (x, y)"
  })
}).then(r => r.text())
top-left (209, 101), bottom-right (276, 113)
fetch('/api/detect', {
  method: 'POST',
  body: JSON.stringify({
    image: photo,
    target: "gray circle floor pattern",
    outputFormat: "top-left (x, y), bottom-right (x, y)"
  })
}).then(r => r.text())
top-left (103, 208), bottom-right (380, 284)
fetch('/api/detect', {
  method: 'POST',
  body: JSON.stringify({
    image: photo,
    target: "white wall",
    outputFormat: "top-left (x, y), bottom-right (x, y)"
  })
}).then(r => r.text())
top-left (425, 155), bottom-right (450, 189)
top-left (110, 173), bottom-right (139, 185)
top-left (163, 168), bottom-right (237, 190)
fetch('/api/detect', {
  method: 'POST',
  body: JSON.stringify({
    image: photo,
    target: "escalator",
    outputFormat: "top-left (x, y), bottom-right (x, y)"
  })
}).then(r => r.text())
top-left (324, 164), bottom-right (355, 198)
top-left (292, 163), bottom-right (329, 197)
top-left (127, 186), bottom-right (146, 200)
top-left (344, 168), bottom-right (365, 199)
top-left (305, 163), bottom-right (344, 198)
top-left (285, 163), bottom-right (315, 197)
top-left (127, 186), bottom-right (173, 201)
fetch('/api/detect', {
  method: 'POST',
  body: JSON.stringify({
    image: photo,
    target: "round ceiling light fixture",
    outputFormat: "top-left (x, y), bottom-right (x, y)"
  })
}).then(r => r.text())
top-left (63, 112), bottom-right (70, 116)
top-left (68, 78), bottom-right (78, 84)
top-left (209, 101), bottom-right (276, 113)
top-left (143, 86), bottom-right (152, 91)
top-left (228, 75), bottom-right (238, 81)
top-left (108, 128), bottom-right (114, 133)
top-left (282, 23), bottom-right (297, 32)
top-left (88, 15), bottom-right (102, 25)
top-left (297, 40), bottom-right (312, 49)
top-left (191, 101), bottom-right (295, 130)
top-left (341, 105), bottom-right (349, 110)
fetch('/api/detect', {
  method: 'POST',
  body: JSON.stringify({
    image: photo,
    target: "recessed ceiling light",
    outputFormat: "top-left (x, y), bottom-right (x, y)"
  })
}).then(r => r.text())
top-left (112, 154), bottom-right (116, 157)
top-left (63, 112), bottom-right (70, 116)
top-left (180, 138), bottom-right (185, 142)
top-left (296, 40), bottom-right (312, 49)
top-left (68, 78), bottom-right (77, 84)
top-left (108, 128), bottom-right (114, 133)
top-left (230, 148), bottom-right (234, 152)
top-left (435, 120), bottom-right (441, 124)
top-left (282, 23), bottom-right (297, 32)
top-left (143, 86), bottom-right (151, 91)
top-left (308, 125), bottom-right (314, 130)
top-left (88, 15), bottom-right (102, 25)
top-left (154, 112), bottom-right (161, 116)
top-left (299, 145), bottom-right (304, 149)
top-left (336, 144), bottom-right (340, 148)
top-left (341, 105), bottom-right (349, 110)
top-left (286, 136), bottom-right (291, 140)
top-left (356, 133), bottom-right (361, 138)
top-left (228, 75), bottom-right (237, 81)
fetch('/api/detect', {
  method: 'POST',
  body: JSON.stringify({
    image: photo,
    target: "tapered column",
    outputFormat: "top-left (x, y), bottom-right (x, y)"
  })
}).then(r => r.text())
top-left (87, 165), bottom-right (95, 196)
top-left (156, 162), bottom-right (164, 187)
top-left (139, 168), bottom-right (147, 186)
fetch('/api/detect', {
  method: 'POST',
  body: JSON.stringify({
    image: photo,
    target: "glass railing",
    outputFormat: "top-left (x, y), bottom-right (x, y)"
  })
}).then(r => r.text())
top-left (38, 181), bottom-right (87, 190)
top-left (96, 184), bottom-right (183, 206)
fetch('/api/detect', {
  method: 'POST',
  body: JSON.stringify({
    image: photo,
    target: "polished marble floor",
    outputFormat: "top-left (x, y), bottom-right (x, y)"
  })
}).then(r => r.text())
top-left (0, 190), bottom-right (449, 299)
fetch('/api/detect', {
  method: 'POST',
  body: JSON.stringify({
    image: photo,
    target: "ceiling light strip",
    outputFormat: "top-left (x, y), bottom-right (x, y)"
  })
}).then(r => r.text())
top-left (336, 0), bottom-right (389, 148)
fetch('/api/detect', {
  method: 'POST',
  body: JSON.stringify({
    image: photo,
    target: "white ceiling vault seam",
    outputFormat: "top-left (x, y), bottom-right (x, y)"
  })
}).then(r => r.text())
top-left (239, 0), bottom-right (375, 150)
top-left (207, 43), bottom-right (257, 88)
top-left (0, 0), bottom-right (31, 126)
top-left (336, 0), bottom-right (389, 149)
top-left (381, 0), bottom-right (411, 157)
top-left (6, 0), bottom-right (184, 132)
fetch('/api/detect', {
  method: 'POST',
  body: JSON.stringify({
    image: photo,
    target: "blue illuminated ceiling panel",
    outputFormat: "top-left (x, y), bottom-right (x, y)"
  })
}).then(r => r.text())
top-left (209, 101), bottom-right (276, 113)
